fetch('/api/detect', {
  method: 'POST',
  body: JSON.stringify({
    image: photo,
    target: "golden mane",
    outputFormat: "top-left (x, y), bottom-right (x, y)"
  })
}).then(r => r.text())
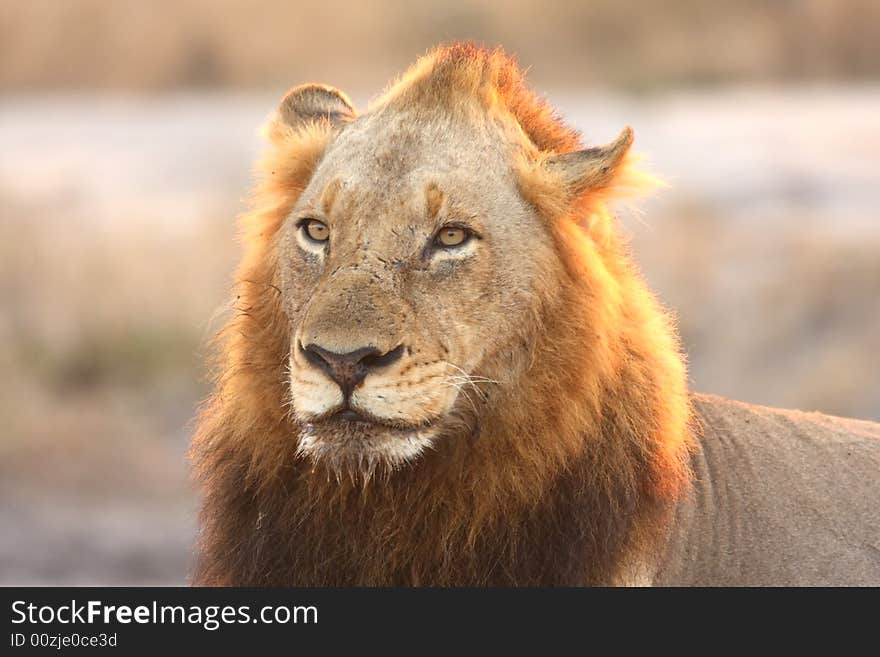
top-left (191, 44), bottom-right (692, 586)
top-left (376, 42), bottom-right (581, 153)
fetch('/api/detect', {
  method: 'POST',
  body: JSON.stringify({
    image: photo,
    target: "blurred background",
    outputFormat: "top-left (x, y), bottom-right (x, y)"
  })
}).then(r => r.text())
top-left (1, 0), bottom-right (878, 584)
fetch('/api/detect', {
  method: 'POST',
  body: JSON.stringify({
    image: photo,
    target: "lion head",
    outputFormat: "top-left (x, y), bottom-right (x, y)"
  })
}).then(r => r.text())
top-left (272, 49), bottom-right (648, 475)
top-left (192, 44), bottom-right (691, 586)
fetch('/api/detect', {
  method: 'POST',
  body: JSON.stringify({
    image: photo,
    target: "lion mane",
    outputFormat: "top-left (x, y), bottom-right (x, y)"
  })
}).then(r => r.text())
top-left (191, 44), bottom-right (692, 586)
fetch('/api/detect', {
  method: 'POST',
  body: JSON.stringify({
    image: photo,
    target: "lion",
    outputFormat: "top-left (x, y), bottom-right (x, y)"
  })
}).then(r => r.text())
top-left (191, 44), bottom-right (880, 586)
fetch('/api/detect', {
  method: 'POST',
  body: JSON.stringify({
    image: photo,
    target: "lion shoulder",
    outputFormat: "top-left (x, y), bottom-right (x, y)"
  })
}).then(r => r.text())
top-left (655, 393), bottom-right (880, 586)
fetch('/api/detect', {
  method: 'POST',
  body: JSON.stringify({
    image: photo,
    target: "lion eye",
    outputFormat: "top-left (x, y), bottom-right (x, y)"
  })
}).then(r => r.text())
top-left (435, 226), bottom-right (469, 248)
top-left (301, 219), bottom-right (329, 243)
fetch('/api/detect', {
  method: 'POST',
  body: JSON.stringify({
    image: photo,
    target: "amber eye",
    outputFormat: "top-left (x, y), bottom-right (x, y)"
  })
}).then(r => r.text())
top-left (301, 219), bottom-right (329, 243)
top-left (435, 225), bottom-right (470, 248)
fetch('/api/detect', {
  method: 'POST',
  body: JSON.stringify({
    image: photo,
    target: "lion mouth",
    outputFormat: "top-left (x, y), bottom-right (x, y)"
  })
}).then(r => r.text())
top-left (331, 408), bottom-right (374, 424)
top-left (312, 404), bottom-right (440, 433)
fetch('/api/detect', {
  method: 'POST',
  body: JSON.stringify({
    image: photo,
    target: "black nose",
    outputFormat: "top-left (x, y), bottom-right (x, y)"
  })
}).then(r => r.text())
top-left (300, 342), bottom-right (404, 397)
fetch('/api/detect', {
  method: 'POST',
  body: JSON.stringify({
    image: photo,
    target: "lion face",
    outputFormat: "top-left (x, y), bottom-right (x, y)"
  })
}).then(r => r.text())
top-left (279, 106), bottom-right (559, 473)
top-left (273, 66), bottom-right (634, 476)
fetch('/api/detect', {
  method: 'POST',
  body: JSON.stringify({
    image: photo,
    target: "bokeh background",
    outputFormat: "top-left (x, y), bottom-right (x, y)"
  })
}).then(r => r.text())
top-left (2, 0), bottom-right (878, 584)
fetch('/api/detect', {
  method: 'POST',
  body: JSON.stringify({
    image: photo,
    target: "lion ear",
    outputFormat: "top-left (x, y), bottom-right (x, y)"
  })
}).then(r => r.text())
top-left (275, 83), bottom-right (357, 131)
top-left (544, 127), bottom-right (634, 196)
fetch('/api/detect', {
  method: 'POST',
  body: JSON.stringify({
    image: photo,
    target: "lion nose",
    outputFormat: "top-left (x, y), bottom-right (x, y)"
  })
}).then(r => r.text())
top-left (300, 342), bottom-right (404, 397)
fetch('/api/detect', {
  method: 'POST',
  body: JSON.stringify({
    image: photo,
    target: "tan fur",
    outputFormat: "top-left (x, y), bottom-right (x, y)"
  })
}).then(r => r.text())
top-left (191, 44), bottom-right (692, 586)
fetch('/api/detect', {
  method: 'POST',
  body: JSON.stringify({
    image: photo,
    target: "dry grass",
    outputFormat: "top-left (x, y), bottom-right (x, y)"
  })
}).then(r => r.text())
top-left (0, 191), bottom-right (234, 584)
top-left (1, 0), bottom-right (879, 93)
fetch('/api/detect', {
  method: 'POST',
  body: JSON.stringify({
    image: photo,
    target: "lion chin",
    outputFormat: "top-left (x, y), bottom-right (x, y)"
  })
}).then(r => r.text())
top-left (295, 413), bottom-right (439, 478)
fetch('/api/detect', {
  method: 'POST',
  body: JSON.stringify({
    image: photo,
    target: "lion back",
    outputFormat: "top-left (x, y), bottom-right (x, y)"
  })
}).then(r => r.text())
top-left (656, 393), bottom-right (880, 586)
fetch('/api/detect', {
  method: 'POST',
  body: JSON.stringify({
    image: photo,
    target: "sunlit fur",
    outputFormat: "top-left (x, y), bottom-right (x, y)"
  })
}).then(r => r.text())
top-left (191, 44), bottom-right (693, 586)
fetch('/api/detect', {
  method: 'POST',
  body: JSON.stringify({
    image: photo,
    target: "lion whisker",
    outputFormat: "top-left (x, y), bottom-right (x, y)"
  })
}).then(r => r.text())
top-left (439, 380), bottom-right (481, 416)
top-left (438, 364), bottom-right (493, 402)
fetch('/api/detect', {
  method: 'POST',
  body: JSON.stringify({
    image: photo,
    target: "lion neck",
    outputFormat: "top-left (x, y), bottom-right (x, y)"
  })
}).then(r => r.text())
top-left (192, 225), bottom-right (692, 586)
